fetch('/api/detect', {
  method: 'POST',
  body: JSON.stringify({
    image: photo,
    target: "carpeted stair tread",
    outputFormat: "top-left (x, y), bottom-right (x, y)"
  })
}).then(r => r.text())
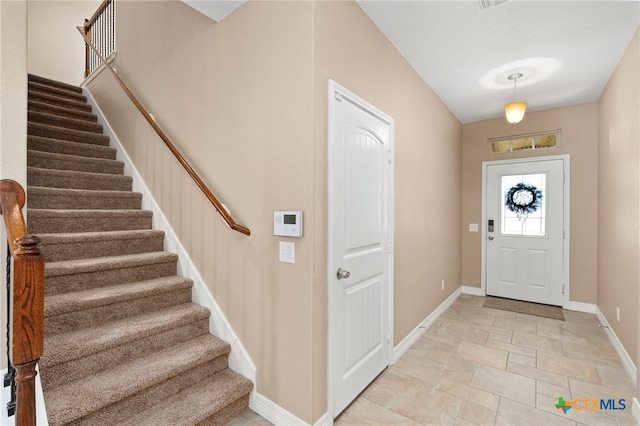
top-left (41, 303), bottom-right (213, 368)
top-left (28, 186), bottom-right (142, 210)
top-left (44, 276), bottom-right (193, 336)
top-left (28, 100), bottom-right (98, 123)
top-left (28, 167), bottom-right (133, 191)
top-left (28, 90), bottom-right (93, 113)
top-left (28, 135), bottom-right (116, 160)
top-left (43, 251), bottom-right (179, 295)
top-left (28, 110), bottom-right (103, 134)
top-left (121, 369), bottom-right (253, 426)
top-left (44, 252), bottom-right (178, 296)
top-left (28, 149), bottom-right (123, 174)
top-left (37, 230), bottom-right (165, 262)
top-left (26, 74), bottom-right (251, 425)
top-left (45, 251), bottom-right (177, 279)
top-left (28, 122), bottom-right (109, 146)
top-left (43, 334), bottom-right (229, 426)
top-left (45, 275), bottom-right (193, 317)
top-left (28, 80), bottom-right (87, 103)
top-left (28, 209), bottom-right (153, 233)
top-left (28, 74), bottom-right (83, 94)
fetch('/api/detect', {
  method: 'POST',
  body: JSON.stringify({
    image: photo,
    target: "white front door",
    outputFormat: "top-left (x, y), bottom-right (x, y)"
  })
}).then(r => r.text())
top-left (485, 158), bottom-right (567, 306)
top-left (328, 81), bottom-right (393, 417)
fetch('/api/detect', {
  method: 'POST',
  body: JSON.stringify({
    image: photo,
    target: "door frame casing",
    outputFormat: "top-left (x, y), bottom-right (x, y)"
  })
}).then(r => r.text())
top-left (326, 79), bottom-right (395, 420)
top-left (481, 154), bottom-right (571, 308)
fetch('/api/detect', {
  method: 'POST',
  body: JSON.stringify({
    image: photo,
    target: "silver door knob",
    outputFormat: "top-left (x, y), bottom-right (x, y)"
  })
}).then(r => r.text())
top-left (488, 235), bottom-right (494, 240)
top-left (337, 268), bottom-right (351, 280)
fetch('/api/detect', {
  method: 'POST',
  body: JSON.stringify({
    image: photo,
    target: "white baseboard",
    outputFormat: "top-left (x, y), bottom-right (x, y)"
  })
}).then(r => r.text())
top-left (632, 397), bottom-right (640, 425)
top-left (251, 392), bottom-right (330, 426)
top-left (392, 287), bottom-right (462, 364)
top-left (566, 301), bottom-right (596, 313)
top-left (461, 285), bottom-right (483, 296)
top-left (83, 88), bottom-right (256, 383)
top-left (595, 307), bottom-right (637, 388)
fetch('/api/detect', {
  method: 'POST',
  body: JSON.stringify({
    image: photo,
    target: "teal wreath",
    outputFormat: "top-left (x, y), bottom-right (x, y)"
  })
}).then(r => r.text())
top-left (505, 183), bottom-right (542, 220)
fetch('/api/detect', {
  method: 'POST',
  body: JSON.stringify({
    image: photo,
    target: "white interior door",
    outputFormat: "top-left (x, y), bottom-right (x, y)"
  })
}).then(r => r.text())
top-left (328, 81), bottom-right (393, 417)
top-left (485, 158), bottom-right (566, 306)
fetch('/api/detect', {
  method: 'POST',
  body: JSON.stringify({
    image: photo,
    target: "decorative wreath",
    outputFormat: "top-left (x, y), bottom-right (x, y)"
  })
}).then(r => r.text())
top-left (505, 183), bottom-right (542, 222)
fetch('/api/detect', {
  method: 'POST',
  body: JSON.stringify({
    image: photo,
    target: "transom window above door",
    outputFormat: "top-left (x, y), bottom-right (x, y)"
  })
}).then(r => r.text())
top-left (489, 130), bottom-right (560, 154)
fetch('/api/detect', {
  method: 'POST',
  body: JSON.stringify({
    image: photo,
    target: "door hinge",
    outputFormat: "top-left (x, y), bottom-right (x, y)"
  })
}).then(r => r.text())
top-left (335, 92), bottom-right (343, 101)
top-left (388, 239), bottom-right (392, 253)
top-left (388, 158), bottom-right (392, 165)
top-left (562, 285), bottom-right (565, 295)
top-left (387, 329), bottom-right (392, 344)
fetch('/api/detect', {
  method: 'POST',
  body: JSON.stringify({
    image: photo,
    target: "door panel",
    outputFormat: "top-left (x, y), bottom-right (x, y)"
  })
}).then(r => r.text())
top-left (486, 159), bottom-right (565, 306)
top-left (329, 82), bottom-right (392, 417)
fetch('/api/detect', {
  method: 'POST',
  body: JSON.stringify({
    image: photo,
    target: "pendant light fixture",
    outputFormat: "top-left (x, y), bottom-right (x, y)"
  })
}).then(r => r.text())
top-left (504, 73), bottom-right (527, 124)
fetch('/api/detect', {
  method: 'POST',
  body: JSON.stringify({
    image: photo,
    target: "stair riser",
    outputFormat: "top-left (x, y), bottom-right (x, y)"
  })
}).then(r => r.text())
top-left (28, 123), bottom-right (110, 146)
top-left (28, 82), bottom-right (87, 103)
top-left (28, 169), bottom-right (133, 192)
top-left (28, 75), bottom-right (83, 94)
top-left (45, 288), bottom-right (192, 336)
top-left (39, 234), bottom-right (164, 263)
top-left (29, 101), bottom-right (97, 123)
top-left (29, 193), bottom-right (142, 211)
top-left (199, 394), bottom-right (251, 426)
top-left (28, 213), bottom-right (152, 234)
top-left (45, 260), bottom-right (178, 295)
top-left (28, 136), bottom-right (117, 160)
top-left (41, 320), bottom-right (210, 391)
top-left (72, 356), bottom-right (229, 426)
top-left (28, 111), bottom-right (103, 134)
top-left (28, 91), bottom-right (92, 113)
top-left (28, 152), bottom-right (124, 175)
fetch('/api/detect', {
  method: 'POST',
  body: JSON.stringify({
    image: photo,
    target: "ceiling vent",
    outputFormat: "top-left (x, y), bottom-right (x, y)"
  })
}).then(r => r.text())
top-left (476, 0), bottom-right (509, 10)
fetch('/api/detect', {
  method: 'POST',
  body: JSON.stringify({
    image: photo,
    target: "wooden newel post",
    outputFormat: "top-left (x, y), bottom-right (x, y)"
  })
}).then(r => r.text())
top-left (13, 361), bottom-right (38, 426)
top-left (11, 235), bottom-right (44, 426)
top-left (84, 18), bottom-right (90, 78)
top-left (1, 180), bottom-right (45, 426)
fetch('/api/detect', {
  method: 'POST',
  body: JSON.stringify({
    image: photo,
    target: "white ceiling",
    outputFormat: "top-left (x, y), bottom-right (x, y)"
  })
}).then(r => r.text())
top-left (182, 0), bottom-right (245, 22)
top-left (357, 1), bottom-right (640, 124)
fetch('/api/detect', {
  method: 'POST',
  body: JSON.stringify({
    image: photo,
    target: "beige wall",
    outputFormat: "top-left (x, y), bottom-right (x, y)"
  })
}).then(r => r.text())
top-left (87, 0), bottom-right (316, 421)
top-left (27, 0), bottom-right (101, 85)
top-left (597, 28), bottom-right (639, 365)
top-left (461, 103), bottom-right (599, 305)
top-left (0, 0), bottom-right (28, 370)
top-left (313, 0), bottom-right (462, 351)
top-left (313, 2), bottom-right (462, 419)
top-left (86, 1), bottom-right (462, 422)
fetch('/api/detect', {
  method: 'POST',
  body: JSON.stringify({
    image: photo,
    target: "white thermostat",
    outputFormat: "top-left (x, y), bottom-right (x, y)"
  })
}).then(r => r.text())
top-left (274, 211), bottom-right (303, 237)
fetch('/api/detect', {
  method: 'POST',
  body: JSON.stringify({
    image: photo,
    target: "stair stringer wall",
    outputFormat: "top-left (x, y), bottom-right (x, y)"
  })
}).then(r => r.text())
top-left (82, 87), bottom-right (257, 386)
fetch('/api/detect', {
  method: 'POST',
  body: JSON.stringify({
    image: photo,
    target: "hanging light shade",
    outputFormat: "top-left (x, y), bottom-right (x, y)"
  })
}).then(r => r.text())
top-left (504, 100), bottom-right (527, 124)
top-left (504, 73), bottom-right (526, 124)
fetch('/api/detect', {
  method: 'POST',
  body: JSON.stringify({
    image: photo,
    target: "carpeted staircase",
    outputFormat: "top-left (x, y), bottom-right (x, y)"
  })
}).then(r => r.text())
top-left (26, 74), bottom-right (253, 425)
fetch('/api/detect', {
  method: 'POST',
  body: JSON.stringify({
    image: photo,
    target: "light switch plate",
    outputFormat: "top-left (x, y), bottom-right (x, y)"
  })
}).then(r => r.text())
top-left (279, 241), bottom-right (295, 264)
top-left (469, 223), bottom-right (479, 232)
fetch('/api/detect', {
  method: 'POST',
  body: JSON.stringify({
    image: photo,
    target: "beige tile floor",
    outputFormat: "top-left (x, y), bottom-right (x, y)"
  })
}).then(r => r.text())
top-left (336, 294), bottom-right (637, 426)
top-left (226, 408), bottom-right (273, 426)
top-left (229, 294), bottom-right (636, 425)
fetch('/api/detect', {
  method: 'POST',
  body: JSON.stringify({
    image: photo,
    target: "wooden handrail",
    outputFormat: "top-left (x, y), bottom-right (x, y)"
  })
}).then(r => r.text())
top-left (0, 179), bottom-right (45, 426)
top-left (86, 0), bottom-right (112, 29)
top-left (77, 26), bottom-right (251, 236)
